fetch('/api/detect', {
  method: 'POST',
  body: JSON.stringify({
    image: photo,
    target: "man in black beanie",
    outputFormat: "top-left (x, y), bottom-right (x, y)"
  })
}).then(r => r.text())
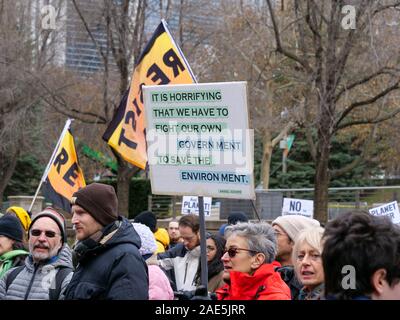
top-left (64, 182), bottom-right (148, 300)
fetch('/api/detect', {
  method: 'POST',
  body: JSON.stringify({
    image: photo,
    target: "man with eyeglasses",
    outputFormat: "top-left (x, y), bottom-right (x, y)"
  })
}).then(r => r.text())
top-left (158, 214), bottom-right (202, 292)
top-left (0, 207), bottom-right (73, 300)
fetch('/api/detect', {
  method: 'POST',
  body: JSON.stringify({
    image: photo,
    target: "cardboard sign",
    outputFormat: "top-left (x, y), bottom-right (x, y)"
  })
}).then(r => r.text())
top-left (143, 81), bottom-right (255, 199)
top-left (282, 198), bottom-right (314, 218)
top-left (369, 201), bottom-right (400, 224)
top-left (181, 196), bottom-right (212, 216)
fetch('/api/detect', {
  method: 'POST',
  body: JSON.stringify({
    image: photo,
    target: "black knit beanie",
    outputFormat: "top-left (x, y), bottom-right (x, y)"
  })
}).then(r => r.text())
top-left (0, 215), bottom-right (24, 242)
top-left (228, 212), bottom-right (249, 225)
top-left (134, 211), bottom-right (157, 233)
top-left (71, 183), bottom-right (118, 226)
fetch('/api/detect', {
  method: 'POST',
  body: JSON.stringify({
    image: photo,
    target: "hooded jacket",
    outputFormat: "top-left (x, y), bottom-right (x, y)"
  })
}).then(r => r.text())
top-left (146, 255), bottom-right (174, 300)
top-left (0, 250), bottom-right (29, 279)
top-left (0, 244), bottom-right (73, 300)
top-left (216, 263), bottom-right (291, 300)
top-left (158, 243), bottom-right (200, 291)
top-left (64, 217), bottom-right (148, 300)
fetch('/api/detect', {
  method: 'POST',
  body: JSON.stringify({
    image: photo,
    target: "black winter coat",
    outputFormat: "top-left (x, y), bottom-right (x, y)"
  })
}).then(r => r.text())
top-left (64, 217), bottom-right (148, 300)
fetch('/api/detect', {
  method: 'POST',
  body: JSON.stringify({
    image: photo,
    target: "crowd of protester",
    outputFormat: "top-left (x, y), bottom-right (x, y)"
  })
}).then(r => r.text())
top-left (1, 182), bottom-right (400, 300)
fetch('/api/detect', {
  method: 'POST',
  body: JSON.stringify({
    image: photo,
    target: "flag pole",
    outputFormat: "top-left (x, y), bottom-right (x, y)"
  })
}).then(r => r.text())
top-left (198, 196), bottom-right (208, 292)
top-left (28, 119), bottom-right (73, 212)
top-left (162, 19), bottom-right (197, 83)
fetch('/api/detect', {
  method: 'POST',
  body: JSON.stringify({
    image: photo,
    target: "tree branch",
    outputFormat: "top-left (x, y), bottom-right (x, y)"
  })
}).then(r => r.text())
top-left (330, 124), bottom-right (377, 178)
top-left (272, 121), bottom-right (296, 147)
top-left (72, 0), bottom-right (107, 62)
top-left (336, 107), bottom-right (400, 131)
top-left (266, 0), bottom-right (313, 74)
top-left (335, 81), bottom-right (400, 128)
top-left (335, 67), bottom-right (396, 102)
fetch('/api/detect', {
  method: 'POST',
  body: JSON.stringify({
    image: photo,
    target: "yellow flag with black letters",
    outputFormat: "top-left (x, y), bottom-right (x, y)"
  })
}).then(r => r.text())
top-left (43, 128), bottom-right (86, 212)
top-left (102, 19), bottom-right (196, 169)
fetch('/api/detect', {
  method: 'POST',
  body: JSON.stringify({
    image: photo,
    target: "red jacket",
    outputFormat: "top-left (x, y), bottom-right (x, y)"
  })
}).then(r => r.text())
top-left (216, 263), bottom-right (291, 300)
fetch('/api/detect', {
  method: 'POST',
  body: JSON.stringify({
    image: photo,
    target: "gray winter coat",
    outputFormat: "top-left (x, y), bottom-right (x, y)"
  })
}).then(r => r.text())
top-left (0, 244), bottom-right (73, 300)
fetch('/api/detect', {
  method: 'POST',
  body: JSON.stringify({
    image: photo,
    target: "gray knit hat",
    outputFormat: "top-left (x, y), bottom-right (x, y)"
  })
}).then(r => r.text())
top-left (272, 215), bottom-right (320, 242)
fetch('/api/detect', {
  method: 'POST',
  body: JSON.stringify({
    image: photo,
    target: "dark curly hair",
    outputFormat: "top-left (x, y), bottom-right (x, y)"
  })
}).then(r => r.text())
top-left (322, 210), bottom-right (400, 299)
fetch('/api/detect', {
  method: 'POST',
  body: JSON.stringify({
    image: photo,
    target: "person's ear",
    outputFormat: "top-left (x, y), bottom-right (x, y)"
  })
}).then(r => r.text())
top-left (371, 268), bottom-right (387, 296)
top-left (251, 252), bottom-right (266, 269)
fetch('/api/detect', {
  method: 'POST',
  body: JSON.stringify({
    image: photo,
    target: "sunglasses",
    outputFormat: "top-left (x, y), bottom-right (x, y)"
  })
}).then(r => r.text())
top-left (223, 247), bottom-right (258, 258)
top-left (30, 229), bottom-right (58, 238)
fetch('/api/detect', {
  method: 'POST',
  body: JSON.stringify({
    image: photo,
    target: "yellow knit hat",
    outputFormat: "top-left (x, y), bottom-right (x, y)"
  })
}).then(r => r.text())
top-left (6, 206), bottom-right (31, 232)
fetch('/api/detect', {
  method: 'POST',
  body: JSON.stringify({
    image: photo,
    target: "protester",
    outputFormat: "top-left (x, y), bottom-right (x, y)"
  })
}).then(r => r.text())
top-left (271, 215), bottom-right (320, 299)
top-left (0, 207), bottom-right (73, 300)
top-left (132, 223), bottom-right (174, 300)
top-left (158, 214), bottom-right (201, 292)
top-left (293, 226), bottom-right (325, 300)
top-left (205, 233), bottom-right (226, 292)
top-left (135, 210), bottom-right (170, 253)
top-left (5, 206), bottom-right (31, 233)
top-left (0, 215), bottom-right (29, 279)
top-left (216, 221), bottom-right (291, 300)
top-left (167, 219), bottom-right (183, 249)
top-left (64, 182), bottom-right (148, 300)
top-left (323, 210), bottom-right (400, 300)
top-left (218, 212), bottom-right (249, 237)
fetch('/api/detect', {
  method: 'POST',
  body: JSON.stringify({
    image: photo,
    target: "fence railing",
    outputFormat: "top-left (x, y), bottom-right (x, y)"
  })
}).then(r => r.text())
top-left (148, 186), bottom-right (400, 222)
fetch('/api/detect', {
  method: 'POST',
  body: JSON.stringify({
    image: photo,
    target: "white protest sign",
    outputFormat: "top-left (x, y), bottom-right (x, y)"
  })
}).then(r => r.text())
top-left (143, 81), bottom-right (255, 199)
top-left (181, 196), bottom-right (212, 216)
top-left (369, 201), bottom-right (400, 224)
top-left (282, 198), bottom-right (314, 218)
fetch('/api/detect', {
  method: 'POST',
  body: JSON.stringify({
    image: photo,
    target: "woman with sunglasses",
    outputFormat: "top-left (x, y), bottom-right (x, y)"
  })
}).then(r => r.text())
top-left (292, 226), bottom-right (325, 300)
top-left (216, 222), bottom-right (291, 300)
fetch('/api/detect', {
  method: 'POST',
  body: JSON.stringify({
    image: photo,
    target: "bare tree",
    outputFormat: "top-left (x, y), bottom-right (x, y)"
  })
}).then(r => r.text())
top-left (0, 0), bottom-right (67, 206)
top-left (267, 0), bottom-right (400, 222)
top-left (205, 1), bottom-right (300, 189)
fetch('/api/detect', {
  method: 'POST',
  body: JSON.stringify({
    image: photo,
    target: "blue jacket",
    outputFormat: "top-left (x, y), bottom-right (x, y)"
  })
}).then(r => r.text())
top-left (64, 217), bottom-right (148, 300)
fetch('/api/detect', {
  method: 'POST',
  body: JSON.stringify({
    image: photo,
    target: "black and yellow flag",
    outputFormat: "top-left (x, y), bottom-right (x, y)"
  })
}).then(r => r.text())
top-left (42, 121), bottom-right (86, 212)
top-left (102, 20), bottom-right (196, 169)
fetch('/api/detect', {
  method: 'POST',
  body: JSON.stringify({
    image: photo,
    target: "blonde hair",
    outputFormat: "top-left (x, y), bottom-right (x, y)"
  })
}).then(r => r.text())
top-left (292, 226), bottom-right (325, 264)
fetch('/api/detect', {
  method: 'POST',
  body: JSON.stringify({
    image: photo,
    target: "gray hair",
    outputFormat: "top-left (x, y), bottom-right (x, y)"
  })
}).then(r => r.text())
top-left (292, 226), bottom-right (325, 264)
top-left (225, 221), bottom-right (277, 263)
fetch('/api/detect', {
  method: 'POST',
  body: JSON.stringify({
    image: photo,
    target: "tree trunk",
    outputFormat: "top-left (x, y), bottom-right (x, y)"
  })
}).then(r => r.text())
top-left (261, 129), bottom-right (273, 189)
top-left (0, 148), bottom-right (20, 208)
top-left (115, 156), bottom-right (140, 218)
top-left (313, 126), bottom-right (331, 223)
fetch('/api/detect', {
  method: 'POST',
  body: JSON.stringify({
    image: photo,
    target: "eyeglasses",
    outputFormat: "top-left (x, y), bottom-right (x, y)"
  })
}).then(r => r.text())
top-left (223, 247), bottom-right (258, 258)
top-left (30, 229), bottom-right (59, 238)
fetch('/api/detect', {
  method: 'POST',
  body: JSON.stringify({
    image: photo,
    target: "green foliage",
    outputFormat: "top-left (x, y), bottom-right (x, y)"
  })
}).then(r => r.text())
top-left (255, 129), bottom-right (380, 191)
top-left (3, 155), bottom-right (44, 200)
top-left (80, 143), bottom-right (118, 173)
